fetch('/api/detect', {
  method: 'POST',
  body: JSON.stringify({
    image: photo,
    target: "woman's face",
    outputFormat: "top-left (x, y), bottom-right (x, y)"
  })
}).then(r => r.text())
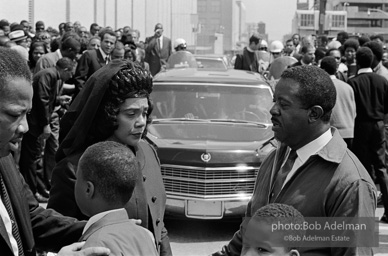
top-left (32, 45), bottom-right (45, 62)
top-left (110, 97), bottom-right (149, 147)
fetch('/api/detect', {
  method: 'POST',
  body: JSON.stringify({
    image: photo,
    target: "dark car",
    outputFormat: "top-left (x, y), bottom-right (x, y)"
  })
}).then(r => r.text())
top-left (147, 68), bottom-right (275, 219)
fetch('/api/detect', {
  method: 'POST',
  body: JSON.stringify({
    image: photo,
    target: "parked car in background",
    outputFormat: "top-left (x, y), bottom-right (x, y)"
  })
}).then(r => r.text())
top-left (194, 54), bottom-right (230, 69)
top-left (147, 68), bottom-right (275, 219)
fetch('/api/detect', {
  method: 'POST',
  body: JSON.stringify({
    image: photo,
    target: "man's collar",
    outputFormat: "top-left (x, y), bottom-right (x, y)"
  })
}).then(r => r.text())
top-left (82, 208), bottom-right (124, 235)
top-left (373, 62), bottom-right (382, 72)
top-left (300, 59), bottom-right (312, 66)
top-left (56, 49), bottom-right (63, 59)
top-left (246, 46), bottom-right (255, 53)
top-left (296, 128), bottom-right (332, 164)
top-left (357, 68), bottom-right (373, 75)
top-left (330, 75), bottom-right (337, 80)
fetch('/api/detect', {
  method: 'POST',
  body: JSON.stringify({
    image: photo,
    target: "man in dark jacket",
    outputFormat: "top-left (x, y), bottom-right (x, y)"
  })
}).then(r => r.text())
top-left (19, 58), bottom-right (74, 203)
top-left (0, 47), bottom-right (109, 256)
top-left (144, 23), bottom-right (172, 76)
top-left (348, 47), bottom-right (388, 223)
top-left (213, 65), bottom-right (376, 256)
top-left (234, 33), bottom-right (261, 72)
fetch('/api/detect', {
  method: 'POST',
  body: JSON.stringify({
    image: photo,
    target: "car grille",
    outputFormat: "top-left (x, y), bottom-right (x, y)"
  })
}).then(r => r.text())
top-left (161, 165), bottom-right (259, 199)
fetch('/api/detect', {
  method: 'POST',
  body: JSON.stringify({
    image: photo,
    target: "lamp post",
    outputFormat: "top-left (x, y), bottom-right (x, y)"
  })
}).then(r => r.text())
top-left (367, 8), bottom-right (388, 17)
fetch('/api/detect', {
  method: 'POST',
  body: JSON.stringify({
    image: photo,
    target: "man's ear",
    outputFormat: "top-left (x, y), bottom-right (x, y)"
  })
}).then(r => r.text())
top-left (308, 105), bottom-right (324, 123)
top-left (289, 249), bottom-right (300, 256)
top-left (85, 181), bottom-right (95, 199)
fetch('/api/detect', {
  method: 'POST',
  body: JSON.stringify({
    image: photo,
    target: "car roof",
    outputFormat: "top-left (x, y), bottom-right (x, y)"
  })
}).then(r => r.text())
top-left (153, 68), bottom-right (269, 86)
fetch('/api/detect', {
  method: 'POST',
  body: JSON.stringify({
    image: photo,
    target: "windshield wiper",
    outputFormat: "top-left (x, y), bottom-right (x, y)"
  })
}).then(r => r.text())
top-left (207, 119), bottom-right (271, 128)
top-left (152, 118), bottom-right (208, 123)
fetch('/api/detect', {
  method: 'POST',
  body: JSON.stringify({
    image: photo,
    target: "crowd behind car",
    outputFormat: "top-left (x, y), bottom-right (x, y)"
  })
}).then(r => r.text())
top-left (0, 16), bottom-right (386, 255)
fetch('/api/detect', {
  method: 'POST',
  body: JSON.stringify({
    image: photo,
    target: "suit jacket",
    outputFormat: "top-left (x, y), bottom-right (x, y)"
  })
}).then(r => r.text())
top-left (144, 35), bottom-right (172, 76)
top-left (0, 154), bottom-right (85, 256)
top-left (27, 67), bottom-right (61, 137)
top-left (48, 140), bottom-right (172, 256)
top-left (234, 47), bottom-right (259, 72)
top-left (80, 209), bottom-right (158, 256)
top-left (74, 49), bottom-right (106, 93)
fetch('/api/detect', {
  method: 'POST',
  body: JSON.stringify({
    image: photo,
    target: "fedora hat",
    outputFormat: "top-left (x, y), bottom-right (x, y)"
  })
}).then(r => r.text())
top-left (8, 30), bottom-right (27, 42)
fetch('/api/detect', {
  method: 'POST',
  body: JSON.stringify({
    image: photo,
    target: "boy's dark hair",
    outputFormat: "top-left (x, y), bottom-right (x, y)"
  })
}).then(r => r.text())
top-left (79, 141), bottom-right (138, 205)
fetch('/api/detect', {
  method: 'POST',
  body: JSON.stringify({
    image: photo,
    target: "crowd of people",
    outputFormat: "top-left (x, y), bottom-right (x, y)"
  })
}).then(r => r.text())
top-left (0, 15), bottom-right (385, 256)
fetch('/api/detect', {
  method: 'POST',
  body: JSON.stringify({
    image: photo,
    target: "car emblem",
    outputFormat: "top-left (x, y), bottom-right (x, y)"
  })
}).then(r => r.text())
top-left (201, 153), bottom-right (211, 162)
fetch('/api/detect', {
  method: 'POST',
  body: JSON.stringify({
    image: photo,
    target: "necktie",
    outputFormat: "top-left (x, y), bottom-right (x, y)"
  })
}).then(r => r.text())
top-left (105, 56), bottom-right (109, 65)
top-left (270, 149), bottom-right (297, 202)
top-left (0, 174), bottom-right (24, 256)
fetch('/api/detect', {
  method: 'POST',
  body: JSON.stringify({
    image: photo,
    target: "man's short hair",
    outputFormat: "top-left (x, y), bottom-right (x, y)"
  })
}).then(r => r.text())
top-left (356, 47), bottom-right (373, 69)
top-left (364, 41), bottom-right (384, 62)
top-left (326, 48), bottom-right (341, 57)
top-left (281, 65), bottom-right (336, 122)
top-left (90, 23), bottom-right (99, 31)
top-left (358, 35), bottom-right (371, 46)
top-left (78, 141), bottom-right (138, 205)
top-left (300, 44), bottom-right (315, 54)
top-left (343, 39), bottom-right (359, 51)
top-left (249, 33), bottom-right (261, 45)
top-left (99, 29), bottom-right (116, 41)
top-left (370, 34), bottom-right (384, 42)
top-left (337, 31), bottom-right (349, 40)
top-left (320, 56), bottom-right (337, 75)
top-left (61, 37), bottom-right (81, 52)
top-left (56, 57), bottom-right (75, 70)
top-left (0, 47), bottom-right (31, 94)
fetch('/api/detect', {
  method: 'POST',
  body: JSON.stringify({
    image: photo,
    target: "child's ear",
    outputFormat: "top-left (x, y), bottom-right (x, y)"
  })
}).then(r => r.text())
top-left (86, 181), bottom-right (95, 198)
top-left (289, 249), bottom-right (300, 256)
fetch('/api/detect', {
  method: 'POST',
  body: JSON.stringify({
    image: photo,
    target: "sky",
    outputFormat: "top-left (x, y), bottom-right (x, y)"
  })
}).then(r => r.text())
top-left (0, 0), bottom-right (298, 42)
top-left (243, 0), bottom-right (298, 41)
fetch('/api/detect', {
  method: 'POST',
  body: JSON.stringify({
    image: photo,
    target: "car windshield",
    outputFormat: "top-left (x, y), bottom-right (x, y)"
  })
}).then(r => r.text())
top-left (150, 83), bottom-right (273, 124)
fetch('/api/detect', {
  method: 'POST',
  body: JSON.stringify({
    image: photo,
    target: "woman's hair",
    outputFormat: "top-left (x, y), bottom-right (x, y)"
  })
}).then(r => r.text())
top-left (87, 61), bottom-right (153, 145)
top-left (28, 41), bottom-right (48, 69)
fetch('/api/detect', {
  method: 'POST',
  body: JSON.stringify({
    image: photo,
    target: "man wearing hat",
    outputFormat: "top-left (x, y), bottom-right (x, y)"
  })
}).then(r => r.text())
top-left (145, 23), bottom-right (172, 76)
top-left (8, 30), bottom-right (28, 48)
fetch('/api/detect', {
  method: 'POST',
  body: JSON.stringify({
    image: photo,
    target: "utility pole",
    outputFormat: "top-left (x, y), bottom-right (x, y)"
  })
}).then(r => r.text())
top-left (318, 0), bottom-right (327, 35)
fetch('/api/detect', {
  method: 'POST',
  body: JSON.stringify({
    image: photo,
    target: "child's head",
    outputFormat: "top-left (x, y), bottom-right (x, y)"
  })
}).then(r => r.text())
top-left (242, 203), bottom-right (303, 256)
top-left (75, 141), bottom-right (138, 217)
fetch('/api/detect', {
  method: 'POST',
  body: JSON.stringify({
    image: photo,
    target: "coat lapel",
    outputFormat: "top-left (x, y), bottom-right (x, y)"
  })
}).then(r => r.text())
top-left (0, 155), bottom-right (34, 253)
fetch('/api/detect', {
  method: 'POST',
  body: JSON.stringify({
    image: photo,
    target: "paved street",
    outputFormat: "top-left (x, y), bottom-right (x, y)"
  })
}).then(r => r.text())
top-left (40, 204), bottom-right (388, 255)
top-left (165, 206), bottom-right (388, 256)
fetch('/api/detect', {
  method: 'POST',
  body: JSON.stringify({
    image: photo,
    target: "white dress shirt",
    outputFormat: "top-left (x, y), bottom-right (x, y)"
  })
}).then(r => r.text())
top-left (282, 129), bottom-right (332, 188)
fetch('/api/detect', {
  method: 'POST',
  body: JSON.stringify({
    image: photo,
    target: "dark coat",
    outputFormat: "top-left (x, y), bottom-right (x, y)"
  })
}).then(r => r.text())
top-left (27, 67), bottom-right (61, 137)
top-left (0, 155), bottom-right (84, 256)
top-left (144, 35), bottom-right (172, 76)
top-left (74, 49), bottom-right (106, 93)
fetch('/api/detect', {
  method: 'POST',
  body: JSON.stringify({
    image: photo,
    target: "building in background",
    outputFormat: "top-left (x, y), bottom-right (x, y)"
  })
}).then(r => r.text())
top-left (196, 0), bottom-right (245, 54)
top-left (331, 0), bottom-right (388, 36)
top-left (292, 0), bottom-right (388, 39)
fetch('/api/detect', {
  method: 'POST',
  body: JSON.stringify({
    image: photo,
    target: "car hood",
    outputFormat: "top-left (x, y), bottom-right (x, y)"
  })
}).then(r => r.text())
top-left (147, 120), bottom-right (275, 166)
